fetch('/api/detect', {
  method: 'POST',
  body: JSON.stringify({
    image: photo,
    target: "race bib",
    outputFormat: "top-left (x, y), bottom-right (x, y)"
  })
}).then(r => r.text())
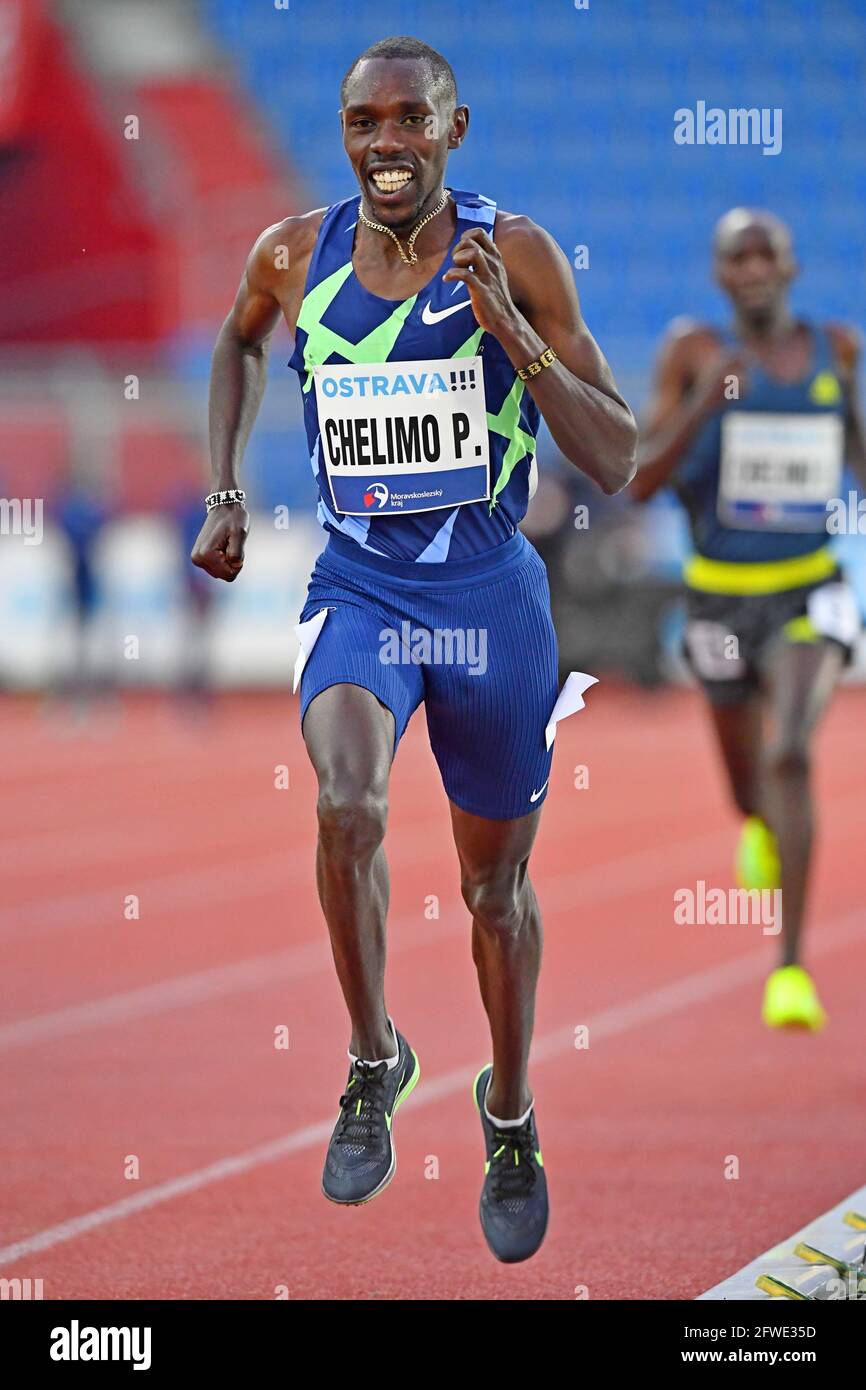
top-left (314, 357), bottom-right (490, 516)
top-left (718, 412), bottom-right (843, 532)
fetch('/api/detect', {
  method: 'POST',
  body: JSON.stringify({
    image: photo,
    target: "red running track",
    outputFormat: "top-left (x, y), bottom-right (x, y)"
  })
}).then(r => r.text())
top-left (1, 686), bottom-right (864, 1300)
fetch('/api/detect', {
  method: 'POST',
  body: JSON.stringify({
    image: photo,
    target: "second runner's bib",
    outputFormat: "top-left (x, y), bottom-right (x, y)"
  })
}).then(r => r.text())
top-left (718, 410), bottom-right (843, 532)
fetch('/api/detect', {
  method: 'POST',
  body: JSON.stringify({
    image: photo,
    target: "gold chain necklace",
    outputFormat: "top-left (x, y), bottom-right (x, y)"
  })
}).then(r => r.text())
top-left (357, 188), bottom-right (451, 266)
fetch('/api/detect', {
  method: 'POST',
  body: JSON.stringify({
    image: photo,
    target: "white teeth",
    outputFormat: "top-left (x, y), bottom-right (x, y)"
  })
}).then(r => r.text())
top-left (371, 170), bottom-right (413, 190)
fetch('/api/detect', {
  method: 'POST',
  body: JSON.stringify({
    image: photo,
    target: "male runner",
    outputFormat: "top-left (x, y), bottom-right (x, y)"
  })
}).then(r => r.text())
top-left (632, 208), bottom-right (864, 1030)
top-left (192, 36), bottom-right (636, 1262)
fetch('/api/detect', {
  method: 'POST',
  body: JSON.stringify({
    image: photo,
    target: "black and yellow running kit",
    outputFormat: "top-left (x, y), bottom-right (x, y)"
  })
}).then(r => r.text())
top-left (675, 323), bottom-right (861, 703)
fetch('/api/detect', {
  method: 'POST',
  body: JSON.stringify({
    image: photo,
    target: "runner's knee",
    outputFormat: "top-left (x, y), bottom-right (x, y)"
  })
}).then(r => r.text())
top-left (462, 867), bottom-right (527, 940)
top-left (316, 780), bottom-right (388, 860)
top-left (764, 738), bottom-right (810, 781)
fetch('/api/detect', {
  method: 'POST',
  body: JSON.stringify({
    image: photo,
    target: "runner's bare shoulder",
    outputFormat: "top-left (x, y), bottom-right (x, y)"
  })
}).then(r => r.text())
top-left (646, 320), bottom-right (720, 395)
top-left (247, 209), bottom-right (328, 293)
top-left (662, 318), bottom-right (721, 360)
top-left (492, 209), bottom-right (569, 270)
top-left (824, 321), bottom-right (862, 378)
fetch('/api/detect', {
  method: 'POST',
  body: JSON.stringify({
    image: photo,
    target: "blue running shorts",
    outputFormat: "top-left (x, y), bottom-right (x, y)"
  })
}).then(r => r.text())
top-left (296, 531), bottom-right (560, 820)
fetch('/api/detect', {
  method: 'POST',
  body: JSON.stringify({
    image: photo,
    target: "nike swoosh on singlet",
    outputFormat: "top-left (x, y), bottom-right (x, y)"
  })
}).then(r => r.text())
top-left (421, 299), bottom-right (473, 325)
top-left (529, 779), bottom-right (550, 804)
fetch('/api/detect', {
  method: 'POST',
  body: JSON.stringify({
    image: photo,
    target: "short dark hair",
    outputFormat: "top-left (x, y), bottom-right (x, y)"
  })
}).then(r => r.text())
top-left (341, 36), bottom-right (457, 109)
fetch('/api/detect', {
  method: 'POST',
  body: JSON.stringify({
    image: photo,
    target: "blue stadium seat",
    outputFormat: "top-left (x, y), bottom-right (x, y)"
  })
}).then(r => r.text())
top-left (197, 0), bottom-right (866, 383)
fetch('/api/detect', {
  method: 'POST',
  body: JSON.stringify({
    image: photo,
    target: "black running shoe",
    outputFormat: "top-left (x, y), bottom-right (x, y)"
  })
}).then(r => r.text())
top-left (473, 1064), bottom-right (548, 1263)
top-left (322, 1028), bottom-right (420, 1205)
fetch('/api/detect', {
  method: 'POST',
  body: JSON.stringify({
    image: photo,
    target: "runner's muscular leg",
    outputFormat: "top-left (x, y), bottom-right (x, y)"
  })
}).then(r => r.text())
top-left (706, 692), bottom-right (764, 819)
top-left (450, 801), bottom-right (544, 1120)
top-left (303, 683), bottom-right (396, 1061)
top-left (760, 639), bottom-right (843, 966)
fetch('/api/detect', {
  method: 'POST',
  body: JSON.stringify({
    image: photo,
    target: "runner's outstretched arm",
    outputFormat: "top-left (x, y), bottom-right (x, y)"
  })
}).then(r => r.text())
top-left (191, 222), bottom-right (305, 582)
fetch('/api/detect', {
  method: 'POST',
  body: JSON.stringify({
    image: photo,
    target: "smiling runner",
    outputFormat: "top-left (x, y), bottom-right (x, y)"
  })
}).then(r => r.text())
top-left (191, 35), bottom-right (636, 1262)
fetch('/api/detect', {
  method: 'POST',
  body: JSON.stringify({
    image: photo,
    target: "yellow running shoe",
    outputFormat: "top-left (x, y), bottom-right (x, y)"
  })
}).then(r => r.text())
top-left (736, 816), bottom-right (781, 891)
top-left (762, 965), bottom-right (827, 1031)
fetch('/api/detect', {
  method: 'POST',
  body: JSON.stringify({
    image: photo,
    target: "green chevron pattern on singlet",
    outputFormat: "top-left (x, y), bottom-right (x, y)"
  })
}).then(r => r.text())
top-left (297, 262), bottom-right (414, 391)
top-left (297, 261), bottom-right (534, 509)
top-left (488, 377), bottom-right (537, 512)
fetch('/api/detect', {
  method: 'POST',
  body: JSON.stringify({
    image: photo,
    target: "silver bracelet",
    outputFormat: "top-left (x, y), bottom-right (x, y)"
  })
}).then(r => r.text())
top-left (205, 489), bottom-right (246, 512)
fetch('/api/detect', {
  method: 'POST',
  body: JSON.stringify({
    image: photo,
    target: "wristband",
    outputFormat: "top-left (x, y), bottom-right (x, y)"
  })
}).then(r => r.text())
top-left (205, 489), bottom-right (246, 513)
top-left (517, 346), bottom-right (558, 382)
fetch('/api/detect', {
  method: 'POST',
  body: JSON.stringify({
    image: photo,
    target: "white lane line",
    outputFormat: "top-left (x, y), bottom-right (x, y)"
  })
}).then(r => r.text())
top-left (0, 939), bottom-right (330, 1051)
top-left (0, 794), bottom-right (305, 870)
top-left (0, 794), bottom-right (657, 935)
top-left (0, 816), bottom-right (447, 938)
top-left (0, 907), bottom-right (863, 1269)
top-left (0, 1121), bottom-right (339, 1268)
top-left (6, 779), bottom-right (864, 939)
top-left (0, 825), bottom-right (737, 1049)
top-left (698, 1184), bottom-right (866, 1300)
